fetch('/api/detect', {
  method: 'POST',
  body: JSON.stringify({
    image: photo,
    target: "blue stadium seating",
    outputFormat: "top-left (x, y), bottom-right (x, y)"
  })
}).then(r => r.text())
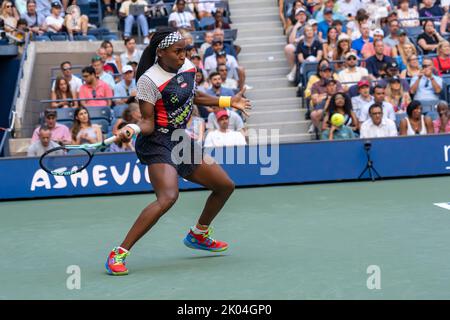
top-left (49, 33), bottom-right (68, 41)
top-left (74, 35), bottom-right (98, 41)
top-left (113, 104), bottom-right (129, 119)
top-left (55, 108), bottom-right (76, 121)
top-left (86, 106), bottom-right (112, 121)
top-left (91, 118), bottom-right (109, 134)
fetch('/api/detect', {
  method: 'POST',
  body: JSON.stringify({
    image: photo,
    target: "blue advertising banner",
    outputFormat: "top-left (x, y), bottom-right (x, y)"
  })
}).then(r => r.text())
top-left (1, 135), bottom-right (450, 200)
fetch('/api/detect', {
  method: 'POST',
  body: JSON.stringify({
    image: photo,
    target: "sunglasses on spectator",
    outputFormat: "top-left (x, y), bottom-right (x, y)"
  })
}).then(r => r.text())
top-left (370, 112), bottom-right (382, 115)
top-left (423, 64), bottom-right (432, 67)
top-left (347, 57), bottom-right (357, 61)
top-left (63, 67), bottom-right (72, 71)
top-left (6, 5), bottom-right (12, 8)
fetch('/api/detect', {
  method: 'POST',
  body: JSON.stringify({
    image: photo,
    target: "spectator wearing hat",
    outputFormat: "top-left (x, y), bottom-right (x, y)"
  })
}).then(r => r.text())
top-left (285, 7), bottom-right (309, 81)
top-left (304, 58), bottom-right (340, 101)
top-left (21, 0), bottom-right (46, 35)
top-left (336, 0), bottom-right (362, 19)
top-left (204, 110), bottom-right (247, 148)
top-left (119, 0), bottom-right (151, 44)
top-left (36, 0), bottom-right (62, 18)
top-left (28, 125), bottom-right (64, 157)
top-left (168, 0), bottom-right (195, 31)
top-left (351, 79), bottom-right (375, 121)
top-left (360, 103), bottom-right (398, 138)
top-left (361, 29), bottom-right (392, 59)
top-left (359, 85), bottom-right (396, 123)
top-left (206, 107), bottom-right (245, 136)
top-left (350, 23), bottom-right (372, 57)
top-left (91, 55), bottom-right (115, 91)
top-left (432, 41), bottom-right (450, 76)
top-left (338, 51), bottom-right (369, 90)
top-left (120, 38), bottom-right (143, 68)
top-left (384, 76), bottom-right (411, 113)
top-left (310, 77), bottom-right (341, 132)
top-left (410, 57), bottom-right (443, 101)
top-left (307, 18), bottom-right (319, 37)
top-left (203, 28), bottom-right (238, 60)
top-left (365, 39), bottom-right (394, 80)
top-left (31, 109), bottom-right (71, 145)
top-left (79, 66), bottom-right (113, 107)
top-left (397, 0), bottom-right (419, 27)
top-left (417, 19), bottom-right (446, 55)
top-left (280, 0), bottom-right (305, 34)
top-left (42, 1), bottom-right (64, 33)
top-left (433, 100), bottom-right (450, 133)
top-left (114, 65), bottom-right (137, 105)
top-left (378, 61), bottom-right (410, 92)
top-left (204, 46), bottom-right (240, 80)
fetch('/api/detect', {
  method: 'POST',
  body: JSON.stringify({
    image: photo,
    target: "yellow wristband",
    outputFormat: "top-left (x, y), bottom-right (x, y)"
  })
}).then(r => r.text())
top-left (219, 96), bottom-right (232, 108)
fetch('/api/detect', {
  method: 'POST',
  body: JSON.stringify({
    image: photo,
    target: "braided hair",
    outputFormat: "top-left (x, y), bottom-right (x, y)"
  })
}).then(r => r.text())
top-left (136, 27), bottom-right (179, 82)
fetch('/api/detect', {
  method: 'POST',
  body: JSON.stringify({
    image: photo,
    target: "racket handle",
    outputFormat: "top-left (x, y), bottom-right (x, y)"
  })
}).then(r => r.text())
top-left (104, 136), bottom-right (117, 146)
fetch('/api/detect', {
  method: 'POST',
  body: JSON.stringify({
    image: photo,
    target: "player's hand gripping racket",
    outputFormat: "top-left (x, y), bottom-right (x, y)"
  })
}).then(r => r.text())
top-left (39, 136), bottom-right (119, 176)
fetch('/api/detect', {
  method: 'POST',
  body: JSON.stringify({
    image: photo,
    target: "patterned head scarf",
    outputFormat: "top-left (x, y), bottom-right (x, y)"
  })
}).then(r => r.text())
top-left (157, 32), bottom-right (184, 50)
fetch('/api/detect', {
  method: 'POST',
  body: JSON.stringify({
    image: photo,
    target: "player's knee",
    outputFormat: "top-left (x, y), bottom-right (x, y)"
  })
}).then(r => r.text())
top-left (158, 191), bottom-right (179, 212)
top-left (217, 179), bottom-right (235, 197)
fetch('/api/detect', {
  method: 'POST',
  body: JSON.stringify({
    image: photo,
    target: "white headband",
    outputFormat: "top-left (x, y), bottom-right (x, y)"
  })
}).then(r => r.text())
top-left (157, 32), bottom-right (184, 49)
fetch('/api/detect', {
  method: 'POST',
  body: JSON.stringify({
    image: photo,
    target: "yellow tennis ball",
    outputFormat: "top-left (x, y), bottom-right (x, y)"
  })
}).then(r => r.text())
top-left (331, 113), bottom-right (345, 127)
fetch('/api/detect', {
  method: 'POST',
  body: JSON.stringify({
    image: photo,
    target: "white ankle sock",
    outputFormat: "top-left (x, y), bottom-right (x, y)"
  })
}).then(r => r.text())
top-left (192, 225), bottom-right (208, 235)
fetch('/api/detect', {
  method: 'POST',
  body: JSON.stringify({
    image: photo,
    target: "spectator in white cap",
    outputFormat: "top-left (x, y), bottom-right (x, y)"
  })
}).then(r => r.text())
top-left (338, 51), bottom-right (369, 90)
top-left (361, 28), bottom-right (392, 59)
top-left (43, 1), bottom-right (64, 33)
top-left (114, 65), bottom-right (137, 105)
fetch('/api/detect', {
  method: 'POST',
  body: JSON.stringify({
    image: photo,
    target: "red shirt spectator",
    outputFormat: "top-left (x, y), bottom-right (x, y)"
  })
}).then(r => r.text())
top-left (79, 66), bottom-right (113, 107)
top-left (432, 41), bottom-right (450, 76)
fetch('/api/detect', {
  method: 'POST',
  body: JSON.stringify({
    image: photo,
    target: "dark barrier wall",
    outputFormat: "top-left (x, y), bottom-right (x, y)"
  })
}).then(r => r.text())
top-left (1, 134), bottom-right (450, 200)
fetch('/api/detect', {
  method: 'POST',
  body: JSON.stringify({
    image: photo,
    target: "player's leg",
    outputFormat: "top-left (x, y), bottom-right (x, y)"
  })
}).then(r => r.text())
top-left (106, 163), bottom-right (179, 275)
top-left (182, 155), bottom-right (235, 252)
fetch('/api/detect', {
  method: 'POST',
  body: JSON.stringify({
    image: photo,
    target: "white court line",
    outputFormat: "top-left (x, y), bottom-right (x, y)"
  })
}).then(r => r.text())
top-left (434, 203), bottom-right (450, 210)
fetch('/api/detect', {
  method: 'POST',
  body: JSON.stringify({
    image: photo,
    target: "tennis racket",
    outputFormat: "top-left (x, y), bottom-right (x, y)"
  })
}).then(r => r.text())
top-left (39, 136), bottom-right (117, 176)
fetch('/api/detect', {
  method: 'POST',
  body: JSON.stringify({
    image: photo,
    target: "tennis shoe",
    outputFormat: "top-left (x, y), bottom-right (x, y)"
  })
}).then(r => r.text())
top-left (183, 227), bottom-right (228, 252)
top-left (105, 247), bottom-right (129, 276)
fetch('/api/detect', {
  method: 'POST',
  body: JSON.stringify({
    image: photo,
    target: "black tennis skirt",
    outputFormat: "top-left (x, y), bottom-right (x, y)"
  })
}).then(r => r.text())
top-left (135, 129), bottom-right (202, 178)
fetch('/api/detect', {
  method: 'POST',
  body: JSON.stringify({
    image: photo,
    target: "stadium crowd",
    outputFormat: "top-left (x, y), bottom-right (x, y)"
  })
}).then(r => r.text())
top-left (279, 0), bottom-right (450, 140)
top-left (24, 0), bottom-right (249, 157)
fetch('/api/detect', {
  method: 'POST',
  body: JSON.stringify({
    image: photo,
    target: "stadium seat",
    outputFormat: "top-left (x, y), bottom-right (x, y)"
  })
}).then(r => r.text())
top-left (148, 16), bottom-right (169, 29)
top-left (395, 112), bottom-right (407, 128)
top-left (56, 108), bottom-right (76, 121)
top-left (113, 104), bottom-right (128, 119)
top-left (427, 110), bottom-right (439, 121)
top-left (301, 62), bottom-right (319, 86)
top-left (421, 100), bottom-right (439, 113)
top-left (404, 26), bottom-right (423, 39)
top-left (98, 33), bottom-right (119, 41)
top-left (86, 106), bottom-right (112, 121)
top-left (34, 35), bottom-right (51, 42)
top-left (224, 29), bottom-right (238, 42)
top-left (49, 33), bottom-right (68, 41)
top-left (58, 119), bottom-right (74, 129)
top-left (74, 35), bottom-right (97, 41)
top-left (191, 31), bottom-right (206, 45)
top-left (91, 119), bottom-right (109, 134)
top-left (199, 17), bottom-right (215, 30)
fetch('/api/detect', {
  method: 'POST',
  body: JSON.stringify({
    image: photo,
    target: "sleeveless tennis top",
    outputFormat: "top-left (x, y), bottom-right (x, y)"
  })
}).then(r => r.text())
top-left (405, 115), bottom-right (427, 135)
top-left (137, 58), bottom-right (197, 134)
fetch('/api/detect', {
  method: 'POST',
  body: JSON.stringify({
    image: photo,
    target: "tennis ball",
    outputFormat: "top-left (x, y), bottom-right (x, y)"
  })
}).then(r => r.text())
top-left (330, 113), bottom-right (345, 127)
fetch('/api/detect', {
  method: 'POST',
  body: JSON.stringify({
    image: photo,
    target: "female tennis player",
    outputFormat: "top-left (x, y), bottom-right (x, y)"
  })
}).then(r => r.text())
top-left (105, 27), bottom-right (251, 275)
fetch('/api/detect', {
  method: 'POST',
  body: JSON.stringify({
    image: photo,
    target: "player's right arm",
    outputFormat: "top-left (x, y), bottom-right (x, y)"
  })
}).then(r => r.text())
top-left (117, 100), bottom-right (154, 141)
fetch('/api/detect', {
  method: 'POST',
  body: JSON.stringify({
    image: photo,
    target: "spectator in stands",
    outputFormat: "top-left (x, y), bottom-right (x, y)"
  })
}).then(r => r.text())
top-left (399, 100), bottom-right (434, 135)
top-left (322, 92), bottom-right (359, 132)
top-left (195, 68), bottom-right (209, 93)
top-left (217, 63), bottom-right (238, 92)
top-left (419, 0), bottom-right (447, 25)
top-left (351, 79), bottom-right (375, 121)
top-left (52, 61), bottom-right (82, 94)
top-left (205, 49), bottom-right (243, 90)
top-left (351, 23), bottom-right (372, 57)
top-left (337, 0), bottom-right (362, 19)
top-left (366, 39), bottom-right (394, 80)
top-left (42, 1), bottom-right (64, 33)
top-left (119, 0), bottom-right (151, 44)
top-left (417, 19), bottom-right (446, 55)
top-left (196, 0), bottom-right (216, 19)
top-left (310, 66), bottom-right (344, 107)
top-left (186, 105), bottom-right (206, 143)
top-left (410, 58), bottom-right (443, 101)
top-left (338, 51), bottom-right (369, 90)
top-left (296, 25), bottom-right (323, 72)
top-left (0, 1), bottom-right (18, 36)
top-left (360, 103), bottom-right (398, 138)
top-left (51, 76), bottom-right (78, 108)
top-left (322, 26), bottom-right (338, 61)
top-left (71, 106), bottom-right (103, 144)
top-left (109, 122), bottom-right (135, 152)
top-left (321, 115), bottom-right (356, 140)
top-left (433, 100), bottom-right (450, 133)
top-left (332, 33), bottom-right (352, 71)
top-left (304, 59), bottom-right (338, 100)
top-left (206, 71), bottom-right (235, 99)
top-left (79, 66), bottom-right (113, 107)
top-left (21, 0), bottom-right (46, 35)
top-left (204, 109), bottom-right (246, 147)
top-left (168, 0), bottom-right (195, 31)
top-left (112, 102), bottom-right (141, 135)
top-left (378, 61), bottom-right (410, 92)
top-left (347, 8), bottom-right (370, 41)
top-left (203, 28), bottom-right (238, 59)
top-left (310, 78), bottom-right (341, 132)
top-left (280, 0), bottom-right (304, 34)
top-left (199, 31), bottom-right (213, 59)
top-left (361, 28), bottom-right (392, 59)
top-left (64, 4), bottom-right (88, 41)
top-left (101, 40), bottom-right (122, 76)
top-left (397, 0), bottom-right (419, 27)
top-left (91, 55), bottom-right (115, 90)
top-left (384, 76), bottom-right (411, 113)
top-left (31, 109), bottom-right (71, 145)
top-left (317, 8), bottom-right (335, 42)
top-left (285, 7), bottom-right (309, 81)
top-left (27, 125), bottom-right (64, 156)
top-left (120, 38), bottom-right (142, 68)
top-left (36, 0), bottom-right (61, 18)
top-left (314, 0), bottom-right (345, 23)
top-left (383, 19), bottom-right (403, 48)
top-left (432, 41), bottom-right (450, 76)
top-left (205, 8), bottom-right (230, 30)
top-left (361, 0), bottom-right (391, 28)
top-left (359, 85), bottom-right (396, 123)
top-left (392, 40), bottom-right (417, 72)
top-left (400, 54), bottom-right (421, 79)
top-left (114, 65), bottom-right (137, 105)
top-left (206, 106), bottom-right (245, 135)
top-left (190, 52), bottom-right (205, 75)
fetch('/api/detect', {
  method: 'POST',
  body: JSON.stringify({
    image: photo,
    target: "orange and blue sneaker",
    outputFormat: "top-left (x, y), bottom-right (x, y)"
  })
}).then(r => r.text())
top-left (105, 247), bottom-right (129, 276)
top-left (183, 227), bottom-right (228, 252)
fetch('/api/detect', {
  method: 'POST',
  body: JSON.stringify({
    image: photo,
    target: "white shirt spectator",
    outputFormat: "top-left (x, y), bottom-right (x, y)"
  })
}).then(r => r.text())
top-left (338, 67), bottom-right (369, 85)
top-left (360, 118), bottom-right (398, 138)
top-left (44, 14), bottom-right (64, 33)
top-left (51, 75), bottom-right (83, 93)
top-left (197, 0), bottom-right (216, 14)
top-left (410, 75), bottom-right (443, 101)
top-left (351, 94), bottom-right (375, 121)
top-left (204, 130), bottom-right (247, 147)
top-left (359, 101), bottom-right (396, 123)
top-left (27, 140), bottom-right (62, 157)
top-left (120, 49), bottom-right (143, 67)
top-left (337, 0), bottom-right (362, 18)
top-left (397, 8), bottom-right (419, 27)
top-left (204, 54), bottom-right (239, 77)
top-left (168, 10), bottom-right (195, 29)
